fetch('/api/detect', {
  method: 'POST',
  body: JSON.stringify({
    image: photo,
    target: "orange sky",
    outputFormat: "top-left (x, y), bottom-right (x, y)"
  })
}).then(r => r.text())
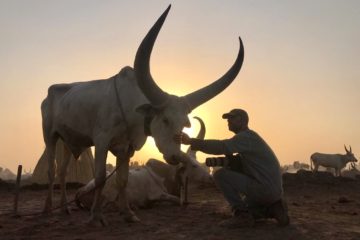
top-left (0, 1), bottom-right (360, 173)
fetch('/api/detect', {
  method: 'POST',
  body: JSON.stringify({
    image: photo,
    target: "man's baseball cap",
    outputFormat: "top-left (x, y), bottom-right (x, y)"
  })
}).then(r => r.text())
top-left (222, 109), bottom-right (249, 122)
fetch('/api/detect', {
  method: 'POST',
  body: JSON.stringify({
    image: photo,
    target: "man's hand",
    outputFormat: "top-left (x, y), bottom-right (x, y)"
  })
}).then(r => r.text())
top-left (174, 132), bottom-right (191, 145)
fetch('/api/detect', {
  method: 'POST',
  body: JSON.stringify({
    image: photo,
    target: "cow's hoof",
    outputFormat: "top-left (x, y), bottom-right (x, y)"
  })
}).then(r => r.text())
top-left (124, 214), bottom-right (140, 223)
top-left (42, 210), bottom-right (52, 216)
top-left (42, 206), bottom-right (52, 216)
top-left (181, 201), bottom-right (189, 207)
top-left (61, 206), bottom-right (71, 215)
top-left (87, 217), bottom-right (108, 227)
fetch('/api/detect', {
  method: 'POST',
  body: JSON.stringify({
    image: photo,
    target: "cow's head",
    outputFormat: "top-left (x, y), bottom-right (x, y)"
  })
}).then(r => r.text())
top-left (134, 5), bottom-right (244, 165)
top-left (344, 145), bottom-right (358, 163)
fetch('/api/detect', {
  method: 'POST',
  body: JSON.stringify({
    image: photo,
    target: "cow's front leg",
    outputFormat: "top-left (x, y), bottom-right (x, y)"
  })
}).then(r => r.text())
top-left (115, 150), bottom-right (140, 223)
top-left (336, 168), bottom-right (341, 177)
top-left (43, 143), bottom-right (56, 214)
top-left (88, 146), bottom-right (108, 227)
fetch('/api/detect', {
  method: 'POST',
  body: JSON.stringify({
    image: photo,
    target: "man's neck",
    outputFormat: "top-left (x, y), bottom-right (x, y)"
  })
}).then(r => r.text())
top-left (233, 126), bottom-right (249, 134)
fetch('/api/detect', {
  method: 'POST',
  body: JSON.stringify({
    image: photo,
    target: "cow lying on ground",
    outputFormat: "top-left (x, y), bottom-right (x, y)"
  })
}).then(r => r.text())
top-left (310, 145), bottom-right (358, 177)
top-left (75, 117), bottom-right (212, 210)
top-left (75, 165), bottom-right (180, 210)
top-left (39, 5), bottom-right (243, 225)
top-left (341, 162), bottom-right (360, 179)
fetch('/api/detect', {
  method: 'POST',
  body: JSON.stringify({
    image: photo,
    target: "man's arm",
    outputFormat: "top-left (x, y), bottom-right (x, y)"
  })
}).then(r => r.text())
top-left (177, 132), bottom-right (250, 155)
top-left (190, 138), bottom-right (232, 155)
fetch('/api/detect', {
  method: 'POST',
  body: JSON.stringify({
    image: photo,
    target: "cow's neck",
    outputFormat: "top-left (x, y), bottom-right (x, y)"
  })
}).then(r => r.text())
top-left (340, 154), bottom-right (349, 164)
top-left (144, 115), bottom-right (153, 136)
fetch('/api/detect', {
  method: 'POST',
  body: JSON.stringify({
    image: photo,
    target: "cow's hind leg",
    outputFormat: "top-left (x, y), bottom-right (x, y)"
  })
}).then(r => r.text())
top-left (313, 162), bottom-right (319, 174)
top-left (115, 148), bottom-right (140, 223)
top-left (57, 140), bottom-right (72, 214)
top-left (43, 141), bottom-right (57, 214)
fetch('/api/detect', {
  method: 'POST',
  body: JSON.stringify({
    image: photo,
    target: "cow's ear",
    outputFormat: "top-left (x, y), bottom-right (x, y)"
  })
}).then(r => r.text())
top-left (136, 104), bottom-right (157, 117)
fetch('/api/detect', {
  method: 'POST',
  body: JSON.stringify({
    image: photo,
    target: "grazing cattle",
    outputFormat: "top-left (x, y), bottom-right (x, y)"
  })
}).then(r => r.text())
top-left (39, 5), bottom-right (244, 225)
top-left (75, 116), bottom-right (212, 210)
top-left (310, 145), bottom-right (358, 177)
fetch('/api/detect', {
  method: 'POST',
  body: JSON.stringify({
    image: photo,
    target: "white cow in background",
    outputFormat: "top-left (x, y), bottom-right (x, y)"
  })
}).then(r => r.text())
top-left (310, 145), bottom-right (358, 177)
top-left (75, 116), bottom-right (212, 210)
top-left (39, 5), bottom-right (244, 225)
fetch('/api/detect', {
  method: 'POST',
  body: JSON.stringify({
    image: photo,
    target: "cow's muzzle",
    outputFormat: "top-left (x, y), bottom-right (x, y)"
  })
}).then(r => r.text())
top-left (164, 155), bottom-right (182, 165)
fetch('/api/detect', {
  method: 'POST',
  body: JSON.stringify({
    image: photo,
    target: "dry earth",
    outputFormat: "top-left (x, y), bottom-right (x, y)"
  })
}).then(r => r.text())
top-left (0, 170), bottom-right (360, 240)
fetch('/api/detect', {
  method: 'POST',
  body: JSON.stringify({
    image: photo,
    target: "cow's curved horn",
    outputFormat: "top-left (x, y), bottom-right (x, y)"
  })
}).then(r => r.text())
top-left (134, 5), bottom-right (171, 107)
top-left (351, 162), bottom-right (356, 169)
top-left (194, 116), bottom-right (206, 140)
top-left (184, 37), bottom-right (244, 111)
top-left (186, 116), bottom-right (206, 155)
top-left (345, 144), bottom-right (349, 153)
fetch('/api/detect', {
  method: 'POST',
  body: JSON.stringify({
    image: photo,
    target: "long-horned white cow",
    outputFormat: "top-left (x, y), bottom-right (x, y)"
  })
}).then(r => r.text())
top-left (39, 5), bottom-right (244, 225)
top-left (75, 116), bottom-right (212, 210)
top-left (310, 145), bottom-right (358, 177)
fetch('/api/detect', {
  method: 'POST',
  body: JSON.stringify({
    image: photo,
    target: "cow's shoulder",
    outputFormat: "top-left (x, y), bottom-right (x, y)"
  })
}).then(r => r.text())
top-left (47, 83), bottom-right (80, 99)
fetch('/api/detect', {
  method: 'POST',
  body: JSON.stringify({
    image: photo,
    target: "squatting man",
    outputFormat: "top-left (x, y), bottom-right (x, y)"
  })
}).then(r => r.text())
top-left (175, 108), bottom-right (290, 228)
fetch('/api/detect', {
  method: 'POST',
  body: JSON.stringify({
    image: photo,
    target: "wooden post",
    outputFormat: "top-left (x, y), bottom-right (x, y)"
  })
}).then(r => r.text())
top-left (13, 165), bottom-right (22, 215)
top-left (183, 176), bottom-right (189, 205)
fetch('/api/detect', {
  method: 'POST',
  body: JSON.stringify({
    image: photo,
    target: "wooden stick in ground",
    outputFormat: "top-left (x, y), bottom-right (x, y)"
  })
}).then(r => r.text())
top-left (185, 176), bottom-right (189, 204)
top-left (181, 176), bottom-right (189, 205)
top-left (13, 165), bottom-right (22, 215)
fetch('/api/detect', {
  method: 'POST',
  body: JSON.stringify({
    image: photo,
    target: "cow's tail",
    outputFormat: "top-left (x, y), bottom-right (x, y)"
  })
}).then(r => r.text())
top-left (310, 154), bottom-right (314, 171)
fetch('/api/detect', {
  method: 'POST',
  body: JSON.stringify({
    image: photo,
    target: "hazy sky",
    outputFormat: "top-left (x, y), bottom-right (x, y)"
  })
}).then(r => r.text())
top-left (1, 0), bottom-right (359, 173)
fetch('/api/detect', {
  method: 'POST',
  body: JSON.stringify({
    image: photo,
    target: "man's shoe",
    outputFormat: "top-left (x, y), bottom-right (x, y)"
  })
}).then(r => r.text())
top-left (219, 211), bottom-right (255, 229)
top-left (267, 198), bottom-right (290, 227)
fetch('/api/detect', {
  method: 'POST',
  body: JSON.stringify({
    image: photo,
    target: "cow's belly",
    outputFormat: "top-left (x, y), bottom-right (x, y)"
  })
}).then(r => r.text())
top-left (57, 124), bottom-right (93, 148)
top-left (317, 161), bottom-right (339, 168)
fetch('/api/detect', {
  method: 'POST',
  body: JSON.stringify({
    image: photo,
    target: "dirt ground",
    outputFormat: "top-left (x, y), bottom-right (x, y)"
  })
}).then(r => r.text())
top-left (1, 170), bottom-right (360, 240)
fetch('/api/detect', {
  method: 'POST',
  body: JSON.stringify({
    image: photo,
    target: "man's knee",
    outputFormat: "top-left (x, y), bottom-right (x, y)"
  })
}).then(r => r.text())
top-left (213, 168), bottom-right (227, 183)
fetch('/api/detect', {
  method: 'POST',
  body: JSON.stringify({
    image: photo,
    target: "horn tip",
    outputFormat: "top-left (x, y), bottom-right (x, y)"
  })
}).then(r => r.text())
top-left (238, 36), bottom-right (244, 47)
top-left (165, 4), bottom-right (172, 13)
